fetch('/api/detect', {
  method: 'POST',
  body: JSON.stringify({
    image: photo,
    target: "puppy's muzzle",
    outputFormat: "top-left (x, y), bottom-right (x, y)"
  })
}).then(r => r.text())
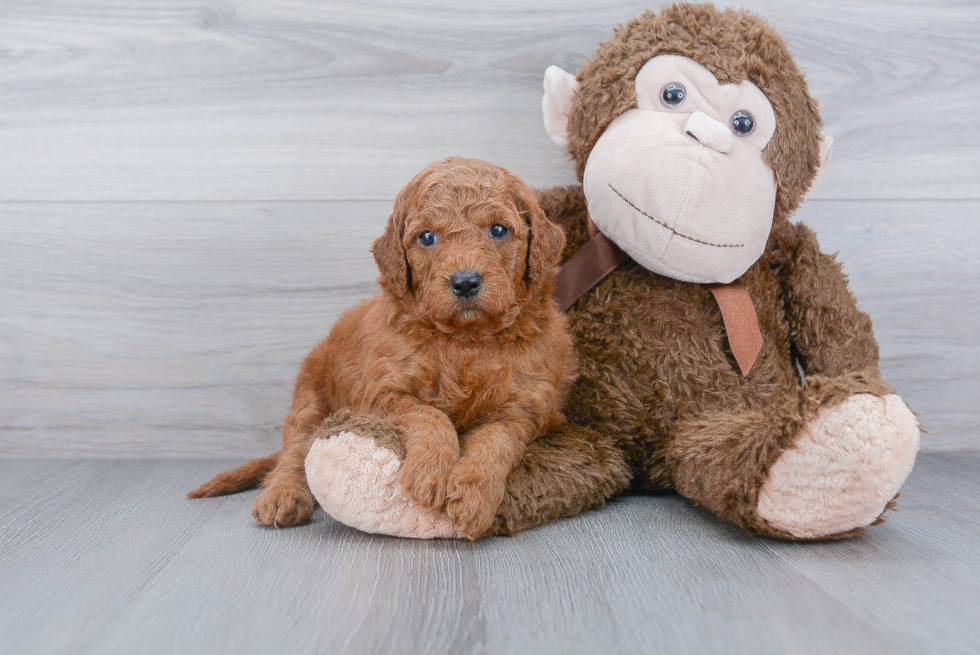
top-left (449, 270), bottom-right (482, 298)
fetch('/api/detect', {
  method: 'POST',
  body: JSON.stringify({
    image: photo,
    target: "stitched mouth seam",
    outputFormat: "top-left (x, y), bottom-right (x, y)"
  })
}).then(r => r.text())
top-left (607, 184), bottom-right (744, 249)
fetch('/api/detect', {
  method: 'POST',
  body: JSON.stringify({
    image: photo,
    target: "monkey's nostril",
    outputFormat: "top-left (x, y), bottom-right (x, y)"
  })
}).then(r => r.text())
top-left (449, 270), bottom-right (483, 298)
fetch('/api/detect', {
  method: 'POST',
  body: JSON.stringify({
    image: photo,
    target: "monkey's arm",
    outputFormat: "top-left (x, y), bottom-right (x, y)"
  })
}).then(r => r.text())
top-left (772, 219), bottom-right (881, 378)
top-left (534, 185), bottom-right (591, 260)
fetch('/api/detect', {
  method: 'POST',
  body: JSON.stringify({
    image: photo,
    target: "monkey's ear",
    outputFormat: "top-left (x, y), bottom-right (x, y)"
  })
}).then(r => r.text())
top-left (804, 134), bottom-right (834, 200)
top-left (508, 173), bottom-right (565, 290)
top-left (542, 66), bottom-right (579, 148)
top-left (371, 192), bottom-right (413, 295)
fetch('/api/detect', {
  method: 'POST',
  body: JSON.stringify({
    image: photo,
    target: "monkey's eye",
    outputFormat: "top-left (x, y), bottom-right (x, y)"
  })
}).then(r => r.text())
top-left (417, 230), bottom-right (437, 247)
top-left (731, 111), bottom-right (755, 136)
top-left (660, 83), bottom-right (686, 107)
top-left (488, 224), bottom-right (509, 240)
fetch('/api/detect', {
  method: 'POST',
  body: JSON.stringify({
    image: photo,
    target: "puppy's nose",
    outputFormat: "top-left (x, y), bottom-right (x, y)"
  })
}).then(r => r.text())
top-left (449, 270), bottom-right (482, 298)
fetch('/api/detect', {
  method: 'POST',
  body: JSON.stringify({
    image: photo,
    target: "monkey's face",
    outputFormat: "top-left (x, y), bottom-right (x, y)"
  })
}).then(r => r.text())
top-left (582, 55), bottom-right (778, 284)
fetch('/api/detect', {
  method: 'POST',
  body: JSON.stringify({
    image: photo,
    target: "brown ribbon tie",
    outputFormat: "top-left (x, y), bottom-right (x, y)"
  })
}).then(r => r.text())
top-left (552, 220), bottom-right (763, 377)
top-left (706, 281), bottom-right (763, 376)
top-left (552, 231), bottom-right (628, 313)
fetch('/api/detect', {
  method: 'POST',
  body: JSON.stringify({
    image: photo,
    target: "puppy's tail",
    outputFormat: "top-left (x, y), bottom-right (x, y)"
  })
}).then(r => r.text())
top-left (187, 452), bottom-right (280, 498)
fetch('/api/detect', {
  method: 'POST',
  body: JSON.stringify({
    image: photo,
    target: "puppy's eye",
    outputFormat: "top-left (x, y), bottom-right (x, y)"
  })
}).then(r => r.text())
top-left (488, 224), bottom-right (509, 240)
top-left (417, 230), bottom-right (437, 247)
top-left (731, 111), bottom-right (755, 136)
top-left (660, 83), bottom-right (686, 108)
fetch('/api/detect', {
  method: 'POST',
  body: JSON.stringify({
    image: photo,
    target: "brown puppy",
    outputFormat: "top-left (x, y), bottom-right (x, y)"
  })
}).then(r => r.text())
top-left (190, 157), bottom-right (574, 539)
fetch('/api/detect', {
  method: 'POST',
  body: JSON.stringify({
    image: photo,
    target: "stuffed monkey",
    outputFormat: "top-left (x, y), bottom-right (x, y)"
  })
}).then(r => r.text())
top-left (196, 3), bottom-right (920, 541)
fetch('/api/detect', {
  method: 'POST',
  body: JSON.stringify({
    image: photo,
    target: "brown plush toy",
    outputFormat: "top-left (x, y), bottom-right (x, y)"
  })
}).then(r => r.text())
top-left (269, 3), bottom-right (922, 541)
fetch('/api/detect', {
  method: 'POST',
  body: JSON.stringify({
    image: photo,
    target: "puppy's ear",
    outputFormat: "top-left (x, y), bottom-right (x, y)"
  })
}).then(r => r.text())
top-left (508, 174), bottom-right (565, 290)
top-left (372, 178), bottom-right (421, 295)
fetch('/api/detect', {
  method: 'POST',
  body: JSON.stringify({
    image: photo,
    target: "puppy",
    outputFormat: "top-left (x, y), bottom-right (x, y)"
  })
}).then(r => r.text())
top-left (190, 157), bottom-right (575, 539)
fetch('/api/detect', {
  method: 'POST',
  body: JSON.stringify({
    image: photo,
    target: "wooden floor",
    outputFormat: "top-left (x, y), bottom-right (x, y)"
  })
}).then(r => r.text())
top-left (1, 452), bottom-right (978, 654)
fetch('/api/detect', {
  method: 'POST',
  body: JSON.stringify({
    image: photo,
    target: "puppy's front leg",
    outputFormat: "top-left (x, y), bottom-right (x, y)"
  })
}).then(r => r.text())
top-left (447, 417), bottom-right (537, 540)
top-left (386, 400), bottom-right (460, 510)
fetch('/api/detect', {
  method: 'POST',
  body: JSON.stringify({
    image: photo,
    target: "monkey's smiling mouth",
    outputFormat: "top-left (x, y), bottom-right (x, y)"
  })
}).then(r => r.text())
top-left (608, 184), bottom-right (744, 249)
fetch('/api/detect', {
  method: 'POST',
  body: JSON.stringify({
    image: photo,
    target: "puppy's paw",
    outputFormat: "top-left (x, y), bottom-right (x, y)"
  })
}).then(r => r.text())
top-left (252, 484), bottom-right (315, 528)
top-left (399, 448), bottom-right (457, 509)
top-left (445, 464), bottom-right (503, 540)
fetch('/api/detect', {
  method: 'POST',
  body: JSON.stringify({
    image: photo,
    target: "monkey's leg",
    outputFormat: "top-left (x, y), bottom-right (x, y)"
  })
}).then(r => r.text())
top-left (488, 422), bottom-right (632, 536)
top-left (305, 410), bottom-right (461, 538)
top-left (305, 415), bottom-right (631, 539)
top-left (665, 373), bottom-right (920, 540)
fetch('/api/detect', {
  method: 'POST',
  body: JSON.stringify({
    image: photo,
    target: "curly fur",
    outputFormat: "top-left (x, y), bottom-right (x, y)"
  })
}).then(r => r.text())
top-left (190, 158), bottom-right (575, 538)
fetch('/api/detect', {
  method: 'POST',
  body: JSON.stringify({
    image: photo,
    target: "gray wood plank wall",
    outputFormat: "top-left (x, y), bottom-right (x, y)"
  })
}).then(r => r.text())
top-left (1, 1), bottom-right (978, 456)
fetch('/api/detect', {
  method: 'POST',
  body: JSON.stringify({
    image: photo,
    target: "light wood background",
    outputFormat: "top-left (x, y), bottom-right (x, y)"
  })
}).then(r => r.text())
top-left (1, 0), bottom-right (978, 456)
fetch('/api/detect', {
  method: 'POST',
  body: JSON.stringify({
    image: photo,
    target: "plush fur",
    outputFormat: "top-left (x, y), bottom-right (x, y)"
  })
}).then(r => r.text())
top-left (519, 4), bottom-right (917, 539)
top-left (190, 158), bottom-right (575, 539)
top-left (305, 3), bottom-right (918, 541)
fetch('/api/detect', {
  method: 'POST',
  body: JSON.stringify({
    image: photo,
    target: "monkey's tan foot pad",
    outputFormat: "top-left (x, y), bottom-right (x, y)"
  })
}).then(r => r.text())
top-left (757, 393), bottom-right (920, 539)
top-left (306, 432), bottom-right (462, 539)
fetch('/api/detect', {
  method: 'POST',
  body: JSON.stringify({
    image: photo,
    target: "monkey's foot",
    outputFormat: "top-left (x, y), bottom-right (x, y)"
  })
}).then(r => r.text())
top-left (306, 431), bottom-right (462, 539)
top-left (757, 393), bottom-right (920, 539)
